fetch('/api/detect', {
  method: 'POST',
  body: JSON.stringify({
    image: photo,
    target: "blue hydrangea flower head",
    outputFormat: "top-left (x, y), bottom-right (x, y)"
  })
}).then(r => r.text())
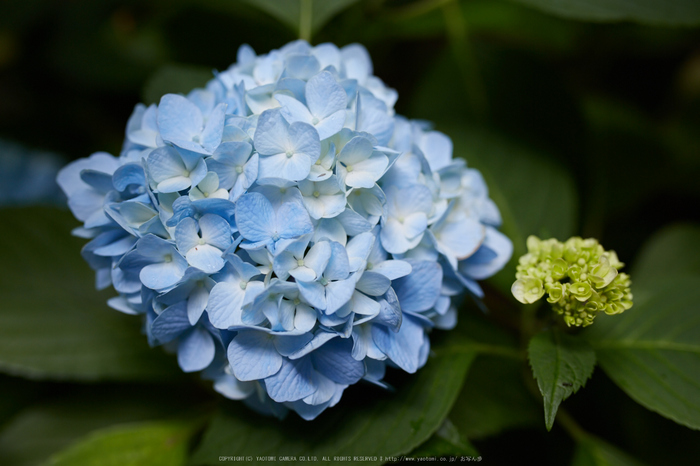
top-left (57, 40), bottom-right (513, 420)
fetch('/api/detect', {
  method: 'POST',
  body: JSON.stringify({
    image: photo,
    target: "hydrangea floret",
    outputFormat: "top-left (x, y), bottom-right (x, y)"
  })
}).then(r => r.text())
top-left (512, 236), bottom-right (633, 327)
top-left (57, 40), bottom-right (512, 420)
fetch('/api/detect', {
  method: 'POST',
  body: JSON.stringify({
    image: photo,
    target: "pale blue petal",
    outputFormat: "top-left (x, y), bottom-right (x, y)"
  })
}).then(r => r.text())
top-left (324, 241), bottom-right (350, 281)
top-left (186, 244), bottom-right (224, 274)
top-left (288, 332), bottom-right (337, 359)
top-left (304, 241), bottom-right (332, 277)
top-left (403, 212), bottom-right (428, 240)
top-left (288, 122), bottom-right (321, 164)
top-left (313, 110), bottom-right (346, 140)
top-left (158, 94), bottom-right (202, 143)
top-left (372, 313), bottom-right (425, 373)
top-left (273, 333), bottom-right (315, 357)
top-left (140, 259), bottom-right (187, 291)
top-left (355, 271), bottom-right (391, 296)
top-left (356, 93), bottom-right (393, 146)
top-left (434, 306), bottom-right (457, 330)
top-left (303, 371), bottom-right (336, 406)
top-left (200, 102), bottom-right (227, 153)
top-left (345, 153), bottom-right (388, 189)
top-left (253, 109), bottom-right (289, 156)
top-left (199, 214), bottom-right (233, 250)
top-left (264, 357), bottom-right (316, 403)
top-left (156, 176), bottom-right (192, 193)
top-left (80, 169), bottom-right (113, 192)
top-left (207, 281), bottom-right (246, 329)
top-left (187, 283), bottom-right (210, 325)
top-left (346, 231), bottom-right (375, 271)
top-left (418, 130), bottom-right (452, 172)
top-left (312, 338), bottom-right (363, 384)
top-left (459, 226), bottom-right (513, 280)
top-left (301, 196), bottom-right (329, 220)
top-left (178, 327), bottom-right (215, 372)
top-left (272, 251), bottom-right (298, 280)
top-left (313, 43), bottom-right (341, 70)
top-left (313, 218), bottom-right (347, 245)
top-left (230, 153), bottom-right (258, 201)
top-left (289, 266), bottom-right (316, 282)
top-left (351, 291), bottom-right (381, 316)
top-left (338, 136), bottom-right (373, 165)
top-left (306, 71), bottom-right (346, 119)
top-left (341, 44), bottom-right (372, 82)
top-left (297, 281), bottom-right (326, 310)
top-left (175, 217), bottom-right (200, 253)
top-left (258, 152), bottom-right (311, 181)
top-left (228, 330), bottom-right (282, 381)
top-left (151, 302), bottom-right (190, 343)
top-left (213, 373), bottom-right (256, 400)
top-left (276, 77), bottom-right (307, 103)
top-left (325, 279), bottom-right (356, 315)
top-left (276, 94), bottom-right (312, 125)
top-left (393, 260), bottom-right (443, 313)
top-left (294, 304), bottom-right (317, 332)
top-left (277, 200), bottom-right (313, 239)
top-left (147, 147), bottom-right (186, 183)
top-left (376, 287), bottom-right (402, 331)
top-left (373, 259), bottom-right (412, 280)
top-left (189, 157), bottom-right (209, 187)
top-left (351, 325), bottom-right (370, 360)
top-left (208, 142), bottom-right (253, 190)
top-left (433, 216), bottom-right (484, 261)
top-left (380, 218), bottom-right (412, 254)
top-left (235, 192), bottom-right (274, 243)
top-left (336, 208), bottom-right (372, 236)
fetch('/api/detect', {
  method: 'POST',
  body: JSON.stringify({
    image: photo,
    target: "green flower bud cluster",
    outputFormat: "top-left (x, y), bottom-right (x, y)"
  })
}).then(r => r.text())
top-left (511, 236), bottom-right (633, 327)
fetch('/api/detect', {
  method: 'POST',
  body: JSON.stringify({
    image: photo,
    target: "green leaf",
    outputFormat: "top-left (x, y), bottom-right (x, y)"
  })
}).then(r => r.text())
top-left (48, 421), bottom-right (193, 466)
top-left (632, 224), bottom-right (700, 292)
top-left (410, 419), bottom-right (479, 458)
top-left (507, 0), bottom-right (700, 26)
top-left (0, 206), bottom-right (181, 381)
top-left (0, 386), bottom-right (200, 466)
top-left (571, 436), bottom-right (646, 466)
top-left (142, 64), bottom-right (214, 105)
top-left (446, 127), bottom-right (578, 294)
top-left (239, 0), bottom-right (360, 36)
top-left (528, 329), bottom-right (596, 431)
top-left (450, 355), bottom-right (540, 439)
top-left (585, 276), bottom-right (700, 430)
top-left (190, 330), bottom-right (477, 465)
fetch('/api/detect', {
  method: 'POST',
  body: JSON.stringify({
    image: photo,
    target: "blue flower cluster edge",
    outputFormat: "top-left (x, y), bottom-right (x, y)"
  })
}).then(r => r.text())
top-left (56, 40), bottom-right (512, 420)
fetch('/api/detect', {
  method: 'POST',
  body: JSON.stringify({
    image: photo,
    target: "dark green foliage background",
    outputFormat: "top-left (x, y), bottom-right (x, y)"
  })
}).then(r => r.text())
top-left (1, 0), bottom-right (699, 464)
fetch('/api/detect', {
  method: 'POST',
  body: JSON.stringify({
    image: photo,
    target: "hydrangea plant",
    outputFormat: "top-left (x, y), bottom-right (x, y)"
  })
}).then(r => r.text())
top-left (57, 40), bottom-right (512, 420)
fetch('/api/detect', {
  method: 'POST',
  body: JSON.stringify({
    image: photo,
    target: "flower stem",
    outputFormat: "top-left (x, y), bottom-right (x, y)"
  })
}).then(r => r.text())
top-left (441, 0), bottom-right (488, 120)
top-left (299, 0), bottom-right (313, 42)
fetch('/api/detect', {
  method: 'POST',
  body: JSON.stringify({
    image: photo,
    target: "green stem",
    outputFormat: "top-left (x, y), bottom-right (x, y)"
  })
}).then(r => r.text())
top-left (520, 302), bottom-right (541, 348)
top-left (299, 0), bottom-right (313, 42)
top-left (441, 0), bottom-right (488, 120)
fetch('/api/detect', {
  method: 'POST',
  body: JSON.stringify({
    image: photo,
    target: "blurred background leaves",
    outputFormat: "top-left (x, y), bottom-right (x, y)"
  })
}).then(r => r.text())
top-left (1, 0), bottom-right (699, 464)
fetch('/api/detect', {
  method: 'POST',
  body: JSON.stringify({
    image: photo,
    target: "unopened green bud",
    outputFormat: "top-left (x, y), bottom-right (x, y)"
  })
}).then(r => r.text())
top-left (590, 256), bottom-right (618, 289)
top-left (512, 277), bottom-right (545, 304)
top-left (545, 282), bottom-right (564, 303)
top-left (551, 258), bottom-right (568, 281)
top-left (512, 235), bottom-right (633, 327)
top-left (570, 282), bottom-right (592, 301)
